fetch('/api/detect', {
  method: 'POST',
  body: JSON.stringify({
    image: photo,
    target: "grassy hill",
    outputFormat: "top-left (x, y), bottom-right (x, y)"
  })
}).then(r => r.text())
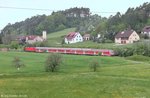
top-left (0, 52), bottom-right (150, 98)
top-left (47, 28), bottom-right (76, 46)
top-left (46, 28), bottom-right (117, 49)
top-left (46, 28), bottom-right (133, 49)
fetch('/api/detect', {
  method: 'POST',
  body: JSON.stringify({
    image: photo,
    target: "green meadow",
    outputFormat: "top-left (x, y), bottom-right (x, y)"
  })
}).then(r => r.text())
top-left (47, 28), bottom-right (76, 47)
top-left (0, 52), bottom-right (150, 98)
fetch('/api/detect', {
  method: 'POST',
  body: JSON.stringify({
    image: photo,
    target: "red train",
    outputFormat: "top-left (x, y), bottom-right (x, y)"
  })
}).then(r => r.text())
top-left (24, 47), bottom-right (115, 56)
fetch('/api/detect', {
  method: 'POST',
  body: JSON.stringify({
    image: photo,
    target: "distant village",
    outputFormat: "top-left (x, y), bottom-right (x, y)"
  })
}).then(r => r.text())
top-left (17, 26), bottom-right (150, 45)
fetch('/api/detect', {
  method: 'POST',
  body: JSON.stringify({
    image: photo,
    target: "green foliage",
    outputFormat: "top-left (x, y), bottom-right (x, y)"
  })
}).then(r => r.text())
top-left (0, 34), bottom-right (2, 44)
top-left (2, 7), bottom-right (90, 36)
top-left (10, 41), bottom-right (19, 49)
top-left (45, 53), bottom-right (63, 72)
top-left (57, 24), bottom-right (66, 31)
top-left (89, 60), bottom-right (100, 72)
top-left (115, 47), bottom-right (134, 57)
top-left (115, 41), bottom-right (150, 57)
top-left (61, 38), bottom-right (65, 46)
top-left (12, 56), bottom-right (25, 70)
top-left (98, 52), bottom-right (102, 56)
top-left (134, 42), bottom-right (150, 56)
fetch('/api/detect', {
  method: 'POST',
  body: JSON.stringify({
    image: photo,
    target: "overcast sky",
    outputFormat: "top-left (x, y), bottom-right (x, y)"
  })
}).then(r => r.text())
top-left (0, 0), bottom-right (149, 30)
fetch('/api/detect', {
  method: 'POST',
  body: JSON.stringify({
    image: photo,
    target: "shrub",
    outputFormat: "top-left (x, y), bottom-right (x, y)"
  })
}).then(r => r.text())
top-left (89, 60), bottom-right (99, 72)
top-left (10, 41), bottom-right (19, 49)
top-left (12, 57), bottom-right (25, 70)
top-left (45, 53), bottom-right (63, 72)
top-left (98, 52), bottom-right (102, 56)
top-left (114, 41), bottom-right (150, 57)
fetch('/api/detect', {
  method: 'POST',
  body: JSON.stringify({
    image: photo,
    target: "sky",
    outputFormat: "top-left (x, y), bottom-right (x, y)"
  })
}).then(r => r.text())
top-left (0, 0), bottom-right (149, 30)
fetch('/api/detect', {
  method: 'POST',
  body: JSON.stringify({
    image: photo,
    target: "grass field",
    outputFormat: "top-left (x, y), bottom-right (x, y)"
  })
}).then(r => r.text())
top-left (47, 28), bottom-right (76, 46)
top-left (0, 52), bottom-right (150, 98)
top-left (63, 41), bottom-right (117, 49)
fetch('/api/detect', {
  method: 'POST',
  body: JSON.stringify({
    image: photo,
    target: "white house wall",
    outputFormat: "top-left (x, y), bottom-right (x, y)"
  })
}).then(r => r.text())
top-left (115, 31), bottom-right (140, 44)
top-left (65, 33), bottom-right (83, 44)
top-left (115, 38), bottom-right (121, 44)
top-left (128, 31), bottom-right (140, 43)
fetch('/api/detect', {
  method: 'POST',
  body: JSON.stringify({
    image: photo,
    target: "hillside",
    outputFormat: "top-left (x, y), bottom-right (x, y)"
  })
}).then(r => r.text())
top-left (1, 7), bottom-right (92, 36)
top-left (47, 28), bottom-right (76, 46)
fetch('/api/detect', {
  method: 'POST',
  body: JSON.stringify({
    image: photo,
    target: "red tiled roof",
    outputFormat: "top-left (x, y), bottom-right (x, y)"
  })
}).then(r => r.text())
top-left (115, 29), bottom-right (134, 38)
top-left (66, 32), bottom-right (78, 40)
top-left (26, 35), bottom-right (38, 40)
top-left (142, 26), bottom-right (150, 32)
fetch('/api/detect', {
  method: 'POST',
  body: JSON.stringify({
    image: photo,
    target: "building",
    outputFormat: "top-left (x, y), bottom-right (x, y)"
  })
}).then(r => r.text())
top-left (141, 26), bottom-right (150, 37)
top-left (18, 31), bottom-right (47, 44)
top-left (65, 32), bottom-right (83, 44)
top-left (83, 34), bottom-right (91, 41)
top-left (42, 31), bottom-right (47, 40)
top-left (115, 29), bottom-right (140, 44)
top-left (25, 35), bottom-right (44, 44)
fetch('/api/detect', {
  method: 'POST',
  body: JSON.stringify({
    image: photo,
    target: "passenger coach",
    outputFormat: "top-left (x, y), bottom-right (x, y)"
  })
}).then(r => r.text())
top-left (24, 47), bottom-right (115, 56)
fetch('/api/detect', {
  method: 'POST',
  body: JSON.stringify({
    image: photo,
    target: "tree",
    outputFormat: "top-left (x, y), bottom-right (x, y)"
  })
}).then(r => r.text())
top-left (10, 41), bottom-right (19, 49)
top-left (89, 60), bottom-right (100, 72)
top-left (0, 33), bottom-right (2, 44)
top-left (12, 57), bottom-right (25, 71)
top-left (45, 53), bottom-right (63, 72)
top-left (61, 38), bottom-right (65, 46)
top-left (2, 34), bottom-right (12, 44)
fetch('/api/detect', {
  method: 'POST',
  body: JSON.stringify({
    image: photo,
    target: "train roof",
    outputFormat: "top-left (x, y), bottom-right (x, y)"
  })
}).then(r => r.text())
top-left (35, 47), bottom-right (113, 51)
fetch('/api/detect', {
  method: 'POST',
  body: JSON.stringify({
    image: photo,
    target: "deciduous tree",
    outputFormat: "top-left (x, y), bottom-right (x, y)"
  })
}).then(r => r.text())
top-left (45, 53), bottom-right (63, 72)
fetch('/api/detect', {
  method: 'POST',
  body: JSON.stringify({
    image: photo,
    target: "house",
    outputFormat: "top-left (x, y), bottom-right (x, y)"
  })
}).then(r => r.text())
top-left (141, 26), bottom-right (150, 37)
top-left (83, 34), bottom-right (91, 41)
top-left (115, 29), bottom-right (140, 44)
top-left (25, 35), bottom-right (44, 44)
top-left (18, 31), bottom-right (47, 44)
top-left (65, 32), bottom-right (83, 44)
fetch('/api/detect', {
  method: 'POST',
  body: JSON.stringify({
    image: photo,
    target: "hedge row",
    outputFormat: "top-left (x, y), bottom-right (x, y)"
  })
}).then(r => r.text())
top-left (114, 42), bottom-right (150, 57)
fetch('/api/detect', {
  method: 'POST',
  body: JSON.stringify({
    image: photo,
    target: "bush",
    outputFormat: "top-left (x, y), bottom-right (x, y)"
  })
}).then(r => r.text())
top-left (98, 52), bottom-right (102, 56)
top-left (114, 47), bottom-right (134, 57)
top-left (89, 60), bottom-right (100, 72)
top-left (114, 42), bottom-right (150, 57)
top-left (10, 41), bottom-right (19, 49)
top-left (45, 53), bottom-right (63, 72)
top-left (12, 57), bottom-right (25, 70)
